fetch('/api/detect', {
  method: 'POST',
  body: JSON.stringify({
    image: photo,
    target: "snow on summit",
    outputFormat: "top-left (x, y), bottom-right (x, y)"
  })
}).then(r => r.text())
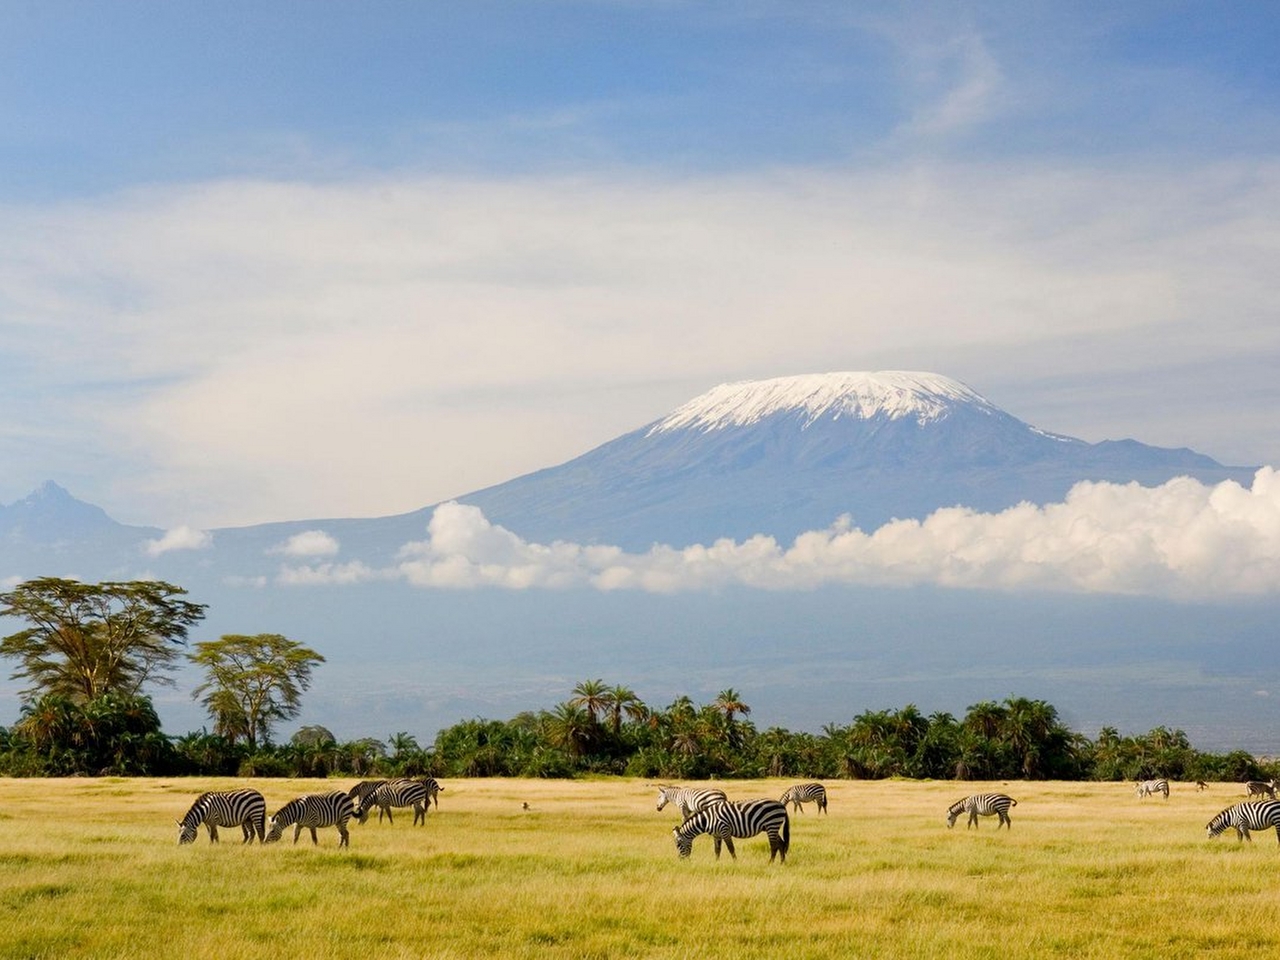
top-left (649, 371), bottom-right (997, 434)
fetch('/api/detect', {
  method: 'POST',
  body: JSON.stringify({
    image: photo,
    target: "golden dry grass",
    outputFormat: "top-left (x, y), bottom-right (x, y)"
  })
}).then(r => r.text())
top-left (0, 777), bottom-right (1276, 959)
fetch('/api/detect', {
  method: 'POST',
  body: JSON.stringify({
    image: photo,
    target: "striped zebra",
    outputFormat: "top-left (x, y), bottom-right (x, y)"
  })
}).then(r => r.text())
top-left (946, 793), bottom-right (1016, 830)
top-left (1206, 800), bottom-right (1280, 843)
top-left (418, 776), bottom-right (444, 809)
top-left (355, 778), bottom-right (429, 826)
top-left (265, 792), bottom-right (356, 847)
top-left (1135, 778), bottom-right (1170, 799)
top-left (176, 789), bottom-right (266, 845)
top-left (673, 798), bottom-right (790, 863)
top-left (1244, 780), bottom-right (1277, 799)
top-left (655, 784), bottom-right (728, 820)
top-left (779, 782), bottom-right (828, 815)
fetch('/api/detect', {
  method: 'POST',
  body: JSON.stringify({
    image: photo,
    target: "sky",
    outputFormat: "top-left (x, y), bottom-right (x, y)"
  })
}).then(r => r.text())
top-left (3, 1), bottom-right (1280, 532)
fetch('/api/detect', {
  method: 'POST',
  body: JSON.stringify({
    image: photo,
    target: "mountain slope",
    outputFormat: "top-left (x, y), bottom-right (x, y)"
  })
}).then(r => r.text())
top-left (458, 371), bottom-right (1255, 548)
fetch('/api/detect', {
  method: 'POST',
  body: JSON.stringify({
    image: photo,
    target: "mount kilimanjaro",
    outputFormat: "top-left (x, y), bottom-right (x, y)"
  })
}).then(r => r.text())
top-left (0, 370), bottom-right (1272, 751)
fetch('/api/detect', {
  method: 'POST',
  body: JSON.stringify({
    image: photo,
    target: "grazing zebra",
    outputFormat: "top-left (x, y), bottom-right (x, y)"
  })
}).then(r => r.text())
top-left (673, 798), bottom-right (790, 863)
top-left (1205, 800), bottom-right (1280, 843)
top-left (779, 782), bottom-right (828, 815)
top-left (355, 778), bottom-right (429, 826)
top-left (265, 792), bottom-right (355, 847)
top-left (176, 789), bottom-right (266, 845)
top-left (946, 793), bottom-right (1016, 830)
top-left (1244, 780), bottom-right (1277, 799)
top-left (655, 784), bottom-right (728, 820)
top-left (1134, 778), bottom-right (1170, 799)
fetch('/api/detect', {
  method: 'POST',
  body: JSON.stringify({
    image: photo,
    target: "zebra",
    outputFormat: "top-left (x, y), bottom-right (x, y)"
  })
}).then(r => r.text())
top-left (355, 778), bottom-right (429, 826)
top-left (779, 782), bottom-right (828, 815)
top-left (418, 776), bottom-right (444, 809)
top-left (655, 784), bottom-right (728, 820)
top-left (673, 798), bottom-right (790, 863)
top-left (946, 793), bottom-right (1016, 830)
top-left (1205, 800), bottom-right (1280, 843)
top-left (265, 792), bottom-right (356, 847)
top-left (176, 789), bottom-right (266, 845)
top-left (1135, 778), bottom-right (1169, 799)
top-left (1244, 780), bottom-right (1277, 799)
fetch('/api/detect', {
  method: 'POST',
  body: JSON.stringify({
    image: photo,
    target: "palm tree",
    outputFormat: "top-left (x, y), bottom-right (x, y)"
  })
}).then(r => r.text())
top-left (569, 679), bottom-right (609, 728)
top-left (713, 688), bottom-right (751, 748)
top-left (604, 685), bottom-right (644, 738)
top-left (545, 703), bottom-right (593, 759)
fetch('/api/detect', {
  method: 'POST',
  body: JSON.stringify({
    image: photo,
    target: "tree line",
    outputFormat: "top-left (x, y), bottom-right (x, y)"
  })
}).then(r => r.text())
top-left (0, 577), bottom-right (1274, 783)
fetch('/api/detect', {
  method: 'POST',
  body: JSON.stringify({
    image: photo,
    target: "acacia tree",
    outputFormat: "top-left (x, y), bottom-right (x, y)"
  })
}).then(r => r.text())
top-left (0, 577), bottom-right (207, 703)
top-left (189, 633), bottom-right (324, 750)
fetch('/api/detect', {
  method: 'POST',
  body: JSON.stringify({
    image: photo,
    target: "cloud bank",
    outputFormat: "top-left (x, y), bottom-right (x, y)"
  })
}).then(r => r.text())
top-left (278, 469), bottom-right (1280, 600)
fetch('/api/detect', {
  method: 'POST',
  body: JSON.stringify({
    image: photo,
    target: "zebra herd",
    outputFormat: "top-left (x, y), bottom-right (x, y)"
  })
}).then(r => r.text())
top-left (177, 776), bottom-right (1280, 858)
top-left (176, 777), bottom-right (444, 848)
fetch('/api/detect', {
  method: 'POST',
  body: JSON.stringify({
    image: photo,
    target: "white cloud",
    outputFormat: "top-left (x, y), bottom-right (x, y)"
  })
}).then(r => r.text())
top-left (144, 526), bottom-right (213, 556)
top-left (277, 561), bottom-right (390, 586)
top-left (278, 469), bottom-right (1280, 599)
top-left (270, 530), bottom-right (341, 558)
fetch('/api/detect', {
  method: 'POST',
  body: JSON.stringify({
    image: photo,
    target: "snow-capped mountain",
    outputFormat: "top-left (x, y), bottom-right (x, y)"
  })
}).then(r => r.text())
top-left (458, 371), bottom-right (1253, 549)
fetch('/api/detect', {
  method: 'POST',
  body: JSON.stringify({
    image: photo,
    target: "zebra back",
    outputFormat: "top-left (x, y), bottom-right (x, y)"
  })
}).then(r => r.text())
top-left (673, 798), bottom-right (790, 863)
top-left (656, 784), bottom-right (728, 818)
top-left (177, 789), bottom-right (266, 844)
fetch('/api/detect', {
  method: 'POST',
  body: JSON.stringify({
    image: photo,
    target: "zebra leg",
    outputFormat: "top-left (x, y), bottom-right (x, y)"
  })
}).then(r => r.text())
top-left (241, 822), bottom-right (254, 843)
top-left (968, 810), bottom-right (979, 829)
top-left (293, 823), bottom-right (304, 844)
top-left (414, 803), bottom-right (426, 826)
top-left (712, 836), bottom-right (722, 860)
top-left (768, 830), bottom-right (786, 863)
top-left (309, 826), bottom-right (319, 845)
top-left (722, 836), bottom-right (736, 860)
top-left (338, 823), bottom-right (349, 848)
top-left (207, 824), bottom-right (219, 843)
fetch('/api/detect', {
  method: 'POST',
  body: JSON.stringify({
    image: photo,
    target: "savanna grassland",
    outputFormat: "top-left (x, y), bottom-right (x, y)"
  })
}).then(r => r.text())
top-left (1, 777), bottom-right (1277, 959)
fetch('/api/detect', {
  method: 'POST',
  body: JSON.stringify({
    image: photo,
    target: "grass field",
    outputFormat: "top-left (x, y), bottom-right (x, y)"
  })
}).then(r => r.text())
top-left (1, 776), bottom-right (1277, 959)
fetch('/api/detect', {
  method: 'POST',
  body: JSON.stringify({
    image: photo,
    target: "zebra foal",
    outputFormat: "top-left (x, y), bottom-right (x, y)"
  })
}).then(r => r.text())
top-left (177, 789), bottom-right (266, 844)
top-left (1206, 800), bottom-right (1280, 843)
top-left (673, 798), bottom-right (790, 863)
top-left (946, 793), bottom-right (1016, 830)
top-left (265, 792), bottom-right (356, 847)
top-left (655, 784), bottom-right (727, 820)
top-left (1244, 780), bottom-right (1277, 799)
top-left (1134, 778), bottom-right (1169, 799)
top-left (779, 782), bottom-right (828, 814)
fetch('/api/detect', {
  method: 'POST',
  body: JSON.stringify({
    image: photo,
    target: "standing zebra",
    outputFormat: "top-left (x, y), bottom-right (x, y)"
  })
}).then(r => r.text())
top-left (265, 792), bottom-right (355, 847)
top-left (176, 789), bottom-right (266, 844)
top-left (1206, 800), bottom-right (1280, 843)
top-left (673, 798), bottom-right (790, 863)
top-left (1244, 780), bottom-right (1277, 799)
top-left (1135, 778), bottom-right (1170, 799)
top-left (946, 793), bottom-right (1017, 830)
top-left (356, 778), bottom-right (430, 826)
top-left (418, 776), bottom-right (444, 809)
top-left (779, 782), bottom-right (828, 815)
top-left (655, 784), bottom-right (728, 820)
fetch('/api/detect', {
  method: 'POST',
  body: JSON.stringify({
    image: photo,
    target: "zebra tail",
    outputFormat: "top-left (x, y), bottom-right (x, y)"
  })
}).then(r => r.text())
top-left (781, 812), bottom-right (791, 855)
top-left (1008, 798), bottom-right (1018, 806)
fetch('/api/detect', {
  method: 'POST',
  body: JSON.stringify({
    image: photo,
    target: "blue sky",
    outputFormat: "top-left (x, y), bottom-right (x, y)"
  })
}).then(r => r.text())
top-left (3, 1), bottom-right (1280, 529)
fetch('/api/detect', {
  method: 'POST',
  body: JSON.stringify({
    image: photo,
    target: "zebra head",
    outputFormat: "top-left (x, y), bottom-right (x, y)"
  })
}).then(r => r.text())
top-left (176, 820), bottom-right (198, 845)
top-left (264, 818), bottom-right (284, 843)
top-left (945, 801), bottom-right (964, 829)
top-left (672, 826), bottom-right (695, 859)
top-left (655, 786), bottom-right (673, 812)
top-left (1205, 810), bottom-right (1231, 839)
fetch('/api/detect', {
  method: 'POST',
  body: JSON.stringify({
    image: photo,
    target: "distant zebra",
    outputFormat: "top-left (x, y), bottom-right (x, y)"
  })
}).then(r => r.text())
top-left (655, 784), bottom-right (728, 820)
top-left (946, 793), bottom-right (1016, 830)
top-left (1135, 778), bottom-right (1170, 799)
top-left (779, 782), bottom-right (828, 815)
top-left (1206, 800), bottom-right (1280, 844)
top-left (1244, 780), bottom-right (1277, 799)
top-left (673, 799), bottom-right (790, 863)
top-left (176, 789), bottom-right (266, 845)
top-left (265, 792), bottom-right (355, 847)
top-left (356, 778), bottom-right (429, 826)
